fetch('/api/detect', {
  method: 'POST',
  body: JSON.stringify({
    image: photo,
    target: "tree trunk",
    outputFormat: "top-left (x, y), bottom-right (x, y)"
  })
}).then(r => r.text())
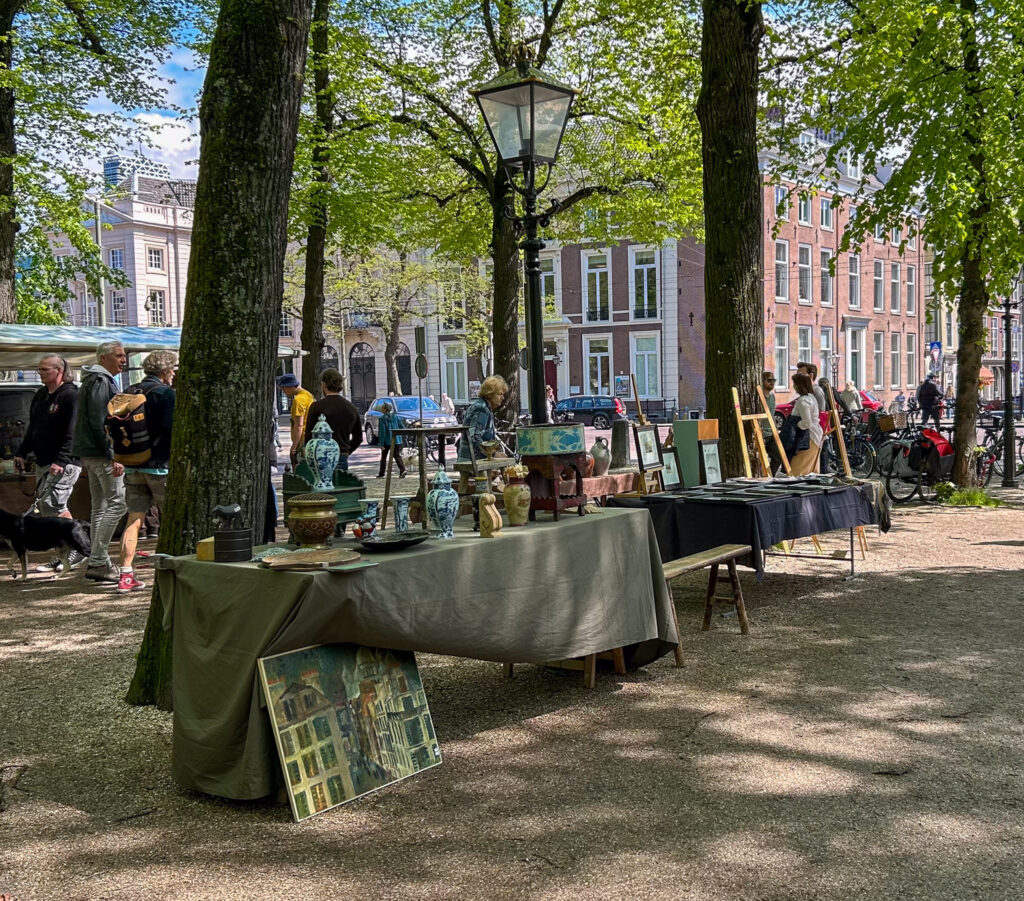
top-left (695, 0), bottom-right (765, 477)
top-left (0, 5), bottom-right (19, 323)
top-left (126, 0), bottom-right (313, 709)
top-left (490, 172), bottom-right (522, 422)
top-left (950, 0), bottom-right (988, 487)
top-left (300, 0), bottom-right (332, 398)
top-left (384, 300), bottom-right (402, 394)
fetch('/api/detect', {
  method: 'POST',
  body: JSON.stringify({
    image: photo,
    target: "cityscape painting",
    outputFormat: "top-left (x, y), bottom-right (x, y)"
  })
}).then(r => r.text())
top-left (258, 643), bottom-right (442, 822)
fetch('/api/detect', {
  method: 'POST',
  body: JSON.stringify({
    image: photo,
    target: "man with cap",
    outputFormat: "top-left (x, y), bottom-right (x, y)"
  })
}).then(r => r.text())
top-left (916, 373), bottom-right (943, 431)
top-left (277, 373), bottom-right (315, 467)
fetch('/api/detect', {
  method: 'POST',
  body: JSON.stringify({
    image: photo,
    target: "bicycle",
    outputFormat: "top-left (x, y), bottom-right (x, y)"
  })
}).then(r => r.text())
top-left (883, 429), bottom-right (994, 504)
top-left (978, 413), bottom-right (1024, 478)
top-left (824, 412), bottom-right (876, 478)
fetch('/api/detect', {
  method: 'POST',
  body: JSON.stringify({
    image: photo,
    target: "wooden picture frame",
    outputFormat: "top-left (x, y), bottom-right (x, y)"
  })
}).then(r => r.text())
top-left (661, 446), bottom-right (682, 489)
top-left (698, 439), bottom-right (723, 485)
top-left (632, 423), bottom-right (663, 473)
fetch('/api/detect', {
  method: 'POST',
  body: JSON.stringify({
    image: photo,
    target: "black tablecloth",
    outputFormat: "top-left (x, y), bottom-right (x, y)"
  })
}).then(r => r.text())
top-left (609, 485), bottom-right (879, 578)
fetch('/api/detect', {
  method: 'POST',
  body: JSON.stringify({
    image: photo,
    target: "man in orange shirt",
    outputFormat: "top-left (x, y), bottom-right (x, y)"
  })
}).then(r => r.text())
top-left (277, 373), bottom-right (315, 467)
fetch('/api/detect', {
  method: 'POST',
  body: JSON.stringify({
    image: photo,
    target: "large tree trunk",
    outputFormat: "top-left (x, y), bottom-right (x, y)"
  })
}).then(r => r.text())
top-left (384, 301), bottom-right (402, 394)
top-left (695, 0), bottom-right (765, 477)
top-left (950, 0), bottom-right (988, 487)
top-left (0, 5), bottom-right (19, 323)
top-left (300, 0), bottom-right (332, 397)
top-left (126, 0), bottom-right (313, 709)
top-left (490, 171), bottom-right (522, 422)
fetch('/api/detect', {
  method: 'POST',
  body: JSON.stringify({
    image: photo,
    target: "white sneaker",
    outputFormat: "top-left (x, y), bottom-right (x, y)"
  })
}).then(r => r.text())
top-left (35, 560), bottom-right (63, 573)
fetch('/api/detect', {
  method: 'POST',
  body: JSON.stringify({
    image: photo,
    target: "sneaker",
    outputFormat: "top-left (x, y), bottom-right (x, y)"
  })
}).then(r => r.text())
top-left (35, 560), bottom-right (63, 573)
top-left (66, 550), bottom-right (87, 569)
top-left (116, 572), bottom-right (147, 592)
top-left (84, 563), bottom-right (120, 583)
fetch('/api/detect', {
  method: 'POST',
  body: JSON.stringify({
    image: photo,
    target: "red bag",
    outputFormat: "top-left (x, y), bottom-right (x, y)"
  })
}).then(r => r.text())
top-left (920, 428), bottom-right (953, 456)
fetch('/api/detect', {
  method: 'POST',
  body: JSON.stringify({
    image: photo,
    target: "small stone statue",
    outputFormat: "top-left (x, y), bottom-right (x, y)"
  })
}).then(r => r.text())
top-left (478, 493), bottom-right (503, 538)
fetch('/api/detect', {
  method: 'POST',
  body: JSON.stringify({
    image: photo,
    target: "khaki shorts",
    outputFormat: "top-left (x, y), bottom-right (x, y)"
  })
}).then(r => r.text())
top-left (124, 470), bottom-right (167, 514)
top-left (34, 463), bottom-right (82, 516)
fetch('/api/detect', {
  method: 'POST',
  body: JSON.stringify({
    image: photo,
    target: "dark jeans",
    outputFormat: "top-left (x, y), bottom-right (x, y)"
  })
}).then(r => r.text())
top-left (921, 406), bottom-right (941, 431)
top-left (378, 446), bottom-right (406, 478)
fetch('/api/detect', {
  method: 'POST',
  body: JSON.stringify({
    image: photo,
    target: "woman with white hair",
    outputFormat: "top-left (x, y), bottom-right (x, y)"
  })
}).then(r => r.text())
top-left (841, 381), bottom-right (862, 413)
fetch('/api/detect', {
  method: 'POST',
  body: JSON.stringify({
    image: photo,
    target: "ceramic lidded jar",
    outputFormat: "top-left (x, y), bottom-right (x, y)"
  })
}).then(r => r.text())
top-left (304, 414), bottom-right (340, 491)
top-left (590, 436), bottom-right (611, 476)
top-left (426, 469), bottom-right (459, 539)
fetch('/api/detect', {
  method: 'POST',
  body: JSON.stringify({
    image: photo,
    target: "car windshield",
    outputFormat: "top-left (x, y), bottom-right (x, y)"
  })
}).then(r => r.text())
top-left (861, 390), bottom-right (879, 403)
top-left (394, 397), bottom-right (441, 413)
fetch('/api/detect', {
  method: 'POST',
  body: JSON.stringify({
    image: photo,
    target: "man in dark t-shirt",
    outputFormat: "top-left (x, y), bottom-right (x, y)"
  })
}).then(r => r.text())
top-left (302, 368), bottom-right (362, 471)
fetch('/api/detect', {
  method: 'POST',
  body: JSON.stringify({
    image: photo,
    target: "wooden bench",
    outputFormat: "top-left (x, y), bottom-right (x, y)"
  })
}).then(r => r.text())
top-left (663, 544), bottom-right (752, 636)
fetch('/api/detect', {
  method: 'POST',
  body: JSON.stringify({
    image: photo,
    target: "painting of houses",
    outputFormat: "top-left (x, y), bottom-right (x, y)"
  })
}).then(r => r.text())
top-left (257, 643), bottom-right (442, 822)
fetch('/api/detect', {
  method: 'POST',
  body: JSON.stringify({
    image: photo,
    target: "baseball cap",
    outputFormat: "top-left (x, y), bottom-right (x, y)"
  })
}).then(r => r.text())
top-left (277, 373), bottom-right (299, 388)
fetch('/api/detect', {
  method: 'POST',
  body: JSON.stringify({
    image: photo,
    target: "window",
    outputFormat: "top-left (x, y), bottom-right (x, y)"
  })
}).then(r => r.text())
top-left (286, 760), bottom-right (301, 786)
top-left (442, 343), bottom-right (468, 403)
top-left (313, 717), bottom-right (331, 741)
top-left (109, 248), bottom-right (124, 270)
top-left (110, 292), bottom-right (127, 325)
top-left (327, 775), bottom-right (344, 805)
top-left (280, 730), bottom-right (295, 757)
top-left (891, 227), bottom-right (901, 245)
top-left (848, 329), bottom-right (864, 388)
top-left (798, 326), bottom-right (812, 364)
top-left (631, 248), bottom-right (658, 319)
top-left (945, 310), bottom-right (953, 346)
top-left (302, 751), bottom-right (319, 779)
top-left (296, 722), bottom-right (312, 749)
top-left (890, 333), bottom-right (901, 386)
top-left (874, 222), bottom-right (886, 242)
top-left (585, 336), bottom-right (611, 394)
top-left (294, 792), bottom-right (310, 820)
top-left (774, 186), bottom-right (789, 220)
top-left (540, 257), bottom-right (557, 314)
top-left (798, 244), bottom-right (812, 304)
top-left (319, 742), bottom-right (338, 769)
top-left (873, 332), bottom-right (884, 388)
top-left (820, 249), bottom-right (834, 306)
top-left (441, 295), bottom-right (465, 330)
top-left (906, 333), bottom-right (917, 385)
top-left (774, 325), bottom-right (789, 385)
top-left (844, 151), bottom-right (862, 180)
top-left (820, 327), bottom-right (834, 383)
top-left (309, 781), bottom-right (328, 812)
top-left (873, 261), bottom-right (884, 311)
top-left (848, 254), bottom-right (861, 309)
top-left (147, 289), bottom-right (166, 326)
top-left (906, 265), bottom-right (916, 315)
top-left (890, 262), bottom-right (900, 313)
top-left (908, 229), bottom-right (916, 250)
top-left (820, 199), bottom-right (833, 231)
top-left (632, 334), bottom-right (660, 397)
top-left (988, 317), bottom-right (998, 354)
top-left (775, 241), bottom-right (789, 301)
top-left (798, 195), bottom-right (812, 226)
top-left (84, 298), bottom-right (98, 326)
top-left (279, 311), bottom-right (293, 337)
top-left (146, 246), bottom-right (164, 270)
top-left (584, 252), bottom-right (610, 322)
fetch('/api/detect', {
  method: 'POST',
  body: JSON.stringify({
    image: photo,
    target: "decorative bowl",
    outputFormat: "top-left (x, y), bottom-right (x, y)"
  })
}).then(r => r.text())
top-left (287, 493), bottom-right (338, 548)
top-left (356, 531), bottom-right (430, 553)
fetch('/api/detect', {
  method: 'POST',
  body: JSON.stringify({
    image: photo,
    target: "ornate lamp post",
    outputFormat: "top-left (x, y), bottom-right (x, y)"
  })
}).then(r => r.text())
top-left (1000, 282), bottom-right (1020, 488)
top-left (472, 50), bottom-right (577, 424)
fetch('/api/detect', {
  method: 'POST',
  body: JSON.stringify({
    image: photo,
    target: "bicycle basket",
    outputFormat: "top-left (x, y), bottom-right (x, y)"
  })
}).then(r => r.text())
top-left (877, 412), bottom-right (907, 433)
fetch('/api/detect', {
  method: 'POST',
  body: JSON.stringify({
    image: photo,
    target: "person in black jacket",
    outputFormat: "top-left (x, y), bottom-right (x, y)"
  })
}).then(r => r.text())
top-left (916, 373), bottom-right (943, 430)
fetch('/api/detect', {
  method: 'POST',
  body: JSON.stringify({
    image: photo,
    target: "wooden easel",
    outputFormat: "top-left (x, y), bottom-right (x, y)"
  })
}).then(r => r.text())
top-left (631, 373), bottom-right (663, 493)
top-left (823, 387), bottom-right (869, 560)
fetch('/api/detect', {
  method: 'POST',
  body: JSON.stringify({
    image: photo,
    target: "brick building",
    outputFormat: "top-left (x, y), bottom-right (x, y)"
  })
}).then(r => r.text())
top-left (764, 157), bottom-right (927, 410)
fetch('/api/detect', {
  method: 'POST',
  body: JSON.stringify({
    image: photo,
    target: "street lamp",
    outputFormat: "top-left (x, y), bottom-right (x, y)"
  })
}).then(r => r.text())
top-left (1000, 280), bottom-right (1020, 488)
top-left (472, 48), bottom-right (577, 424)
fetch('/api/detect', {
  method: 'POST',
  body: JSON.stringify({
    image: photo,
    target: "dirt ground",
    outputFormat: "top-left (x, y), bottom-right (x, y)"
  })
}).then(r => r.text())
top-left (1, 494), bottom-right (1023, 901)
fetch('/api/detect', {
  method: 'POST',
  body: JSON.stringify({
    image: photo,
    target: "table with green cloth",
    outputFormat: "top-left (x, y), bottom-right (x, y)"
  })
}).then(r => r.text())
top-left (157, 507), bottom-right (678, 800)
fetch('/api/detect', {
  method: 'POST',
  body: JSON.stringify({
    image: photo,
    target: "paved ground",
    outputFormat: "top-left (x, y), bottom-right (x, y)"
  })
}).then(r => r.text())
top-left (2, 473), bottom-right (1023, 899)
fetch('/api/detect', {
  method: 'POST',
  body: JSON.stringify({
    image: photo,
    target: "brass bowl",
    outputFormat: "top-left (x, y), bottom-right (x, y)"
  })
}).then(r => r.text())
top-left (287, 492), bottom-right (338, 548)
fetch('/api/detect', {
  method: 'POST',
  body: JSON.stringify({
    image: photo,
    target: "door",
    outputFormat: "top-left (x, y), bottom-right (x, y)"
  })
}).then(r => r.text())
top-left (396, 342), bottom-right (412, 395)
top-left (543, 359), bottom-right (558, 399)
top-left (349, 342), bottom-right (376, 413)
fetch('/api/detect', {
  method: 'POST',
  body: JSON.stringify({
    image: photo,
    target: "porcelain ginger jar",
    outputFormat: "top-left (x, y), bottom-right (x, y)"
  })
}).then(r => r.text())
top-left (304, 414), bottom-right (340, 491)
top-left (426, 469), bottom-right (458, 539)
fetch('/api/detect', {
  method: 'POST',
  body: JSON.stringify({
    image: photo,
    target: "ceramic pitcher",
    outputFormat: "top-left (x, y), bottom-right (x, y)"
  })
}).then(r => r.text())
top-left (590, 436), bottom-right (611, 476)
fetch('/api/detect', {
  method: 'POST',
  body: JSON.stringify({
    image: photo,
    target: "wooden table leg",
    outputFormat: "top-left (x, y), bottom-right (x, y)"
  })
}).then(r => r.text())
top-left (728, 559), bottom-right (750, 635)
top-left (583, 654), bottom-right (597, 688)
top-left (503, 662), bottom-right (514, 679)
top-left (611, 647), bottom-right (627, 675)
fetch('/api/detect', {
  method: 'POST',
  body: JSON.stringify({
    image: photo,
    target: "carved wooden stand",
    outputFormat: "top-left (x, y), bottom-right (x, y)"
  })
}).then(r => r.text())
top-left (522, 452), bottom-right (587, 521)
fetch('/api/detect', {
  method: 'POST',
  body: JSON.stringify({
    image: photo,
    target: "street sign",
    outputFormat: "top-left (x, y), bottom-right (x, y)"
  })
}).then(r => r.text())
top-left (415, 353), bottom-right (428, 379)
top-left (519, 347), bottom-right (529, 370)
top-left (1013, 362), bottom-right (1020, 374)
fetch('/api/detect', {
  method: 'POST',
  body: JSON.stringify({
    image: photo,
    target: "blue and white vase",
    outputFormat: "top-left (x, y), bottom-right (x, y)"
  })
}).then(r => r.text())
top-left (358, 499), bottom-right (379, 522)
top-left (426, 470), bottom-right (458, 539)
top-left (304, 414), bottom-right (340, 491)
top-left (391, 496), bottom-right (411, 533)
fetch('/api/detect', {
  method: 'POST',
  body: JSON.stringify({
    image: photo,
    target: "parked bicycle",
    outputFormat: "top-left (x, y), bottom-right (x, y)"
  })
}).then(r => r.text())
top-left (881, 427), bottom-right (995, 504)
top-left (824, 412), bottom-right (876, 478)
top-left (977, 412), bottom-right (1024, 478)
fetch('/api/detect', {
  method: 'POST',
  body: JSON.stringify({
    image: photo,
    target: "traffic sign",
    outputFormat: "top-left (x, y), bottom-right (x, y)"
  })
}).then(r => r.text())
top-left (415, 354), bottom-right (428, 379)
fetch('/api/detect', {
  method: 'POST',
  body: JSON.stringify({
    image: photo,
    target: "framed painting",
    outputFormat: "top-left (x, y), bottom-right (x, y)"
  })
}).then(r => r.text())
top-left (632, 423), bottom-right (663, 473)
top-left (661, 446), bottom-right (682, 489)
top-left (699, 439), bottom-right (723, 485)
top-left (258, 643), bottom-right (442, 822)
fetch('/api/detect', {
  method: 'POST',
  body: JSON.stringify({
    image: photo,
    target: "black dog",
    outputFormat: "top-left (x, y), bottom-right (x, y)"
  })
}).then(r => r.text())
top-left (0, 508), bottom-right (91, 582)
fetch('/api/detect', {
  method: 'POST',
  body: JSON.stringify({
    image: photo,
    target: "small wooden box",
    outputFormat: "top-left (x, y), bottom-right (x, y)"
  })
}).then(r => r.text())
top-left (196, 537), bottom-right (216, 561)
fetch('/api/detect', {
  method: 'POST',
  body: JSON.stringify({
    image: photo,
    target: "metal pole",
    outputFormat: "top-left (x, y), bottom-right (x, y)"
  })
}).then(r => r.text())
top-left (1001, 292), bottom-right (1018, 487)
top-left (94, 198), bottom-right (107, 326)
top-left (521, 161), bottom-right (548, 425)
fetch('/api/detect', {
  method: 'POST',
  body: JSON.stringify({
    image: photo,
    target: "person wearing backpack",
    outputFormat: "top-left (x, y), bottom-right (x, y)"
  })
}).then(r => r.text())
top-left (115, 350), bottom-right (177, 592)
top-left (72, 341), bottom-right (128, 584)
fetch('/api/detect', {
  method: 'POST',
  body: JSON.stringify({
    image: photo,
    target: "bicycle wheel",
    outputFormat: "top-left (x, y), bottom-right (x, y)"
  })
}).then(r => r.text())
top-left (883, 446), bottom-right (919, 504)
top-left (847, 437), bottom-right (877, 478)
top-left (990, 437), bottom-right (1005, 477)
top-left (918, 473), bottom-right (938, 503)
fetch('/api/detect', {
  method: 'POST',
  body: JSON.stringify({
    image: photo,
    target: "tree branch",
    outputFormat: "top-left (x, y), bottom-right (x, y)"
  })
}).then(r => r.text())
top-left (536, 0), bottom-right (566, 67)
top-left (60, 0), bottom-right (106, 54)
top-left (481, 0), bottom-right (502, 67)
top-left (390, 113), bottom-right (491, 190)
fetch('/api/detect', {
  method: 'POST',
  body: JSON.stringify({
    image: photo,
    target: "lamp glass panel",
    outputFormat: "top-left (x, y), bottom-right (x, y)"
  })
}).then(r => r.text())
top-left (533, 94), bottom-right (572, 160)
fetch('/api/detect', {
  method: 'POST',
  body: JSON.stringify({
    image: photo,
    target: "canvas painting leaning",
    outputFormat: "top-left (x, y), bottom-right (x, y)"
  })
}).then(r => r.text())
top-left (258, 643), bottom-right (442, 822)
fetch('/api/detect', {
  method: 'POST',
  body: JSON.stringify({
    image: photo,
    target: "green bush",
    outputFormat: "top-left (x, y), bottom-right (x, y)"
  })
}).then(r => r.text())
top-left (942, 487), bottom-right (1004, 508)
top-left (934, 481), bottom-right (956, 502)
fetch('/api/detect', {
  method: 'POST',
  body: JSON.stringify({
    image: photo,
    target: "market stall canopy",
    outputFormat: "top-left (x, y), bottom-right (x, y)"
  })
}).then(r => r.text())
top-left (979, 366), bottom-right (995, 386)
top-left (0, 325), bottom-right (304, 371)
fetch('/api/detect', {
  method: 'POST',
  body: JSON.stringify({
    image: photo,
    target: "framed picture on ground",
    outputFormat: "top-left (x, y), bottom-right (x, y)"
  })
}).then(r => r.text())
top-left (258, 643), bottom-right (442, 822)
top-left (699, 439), bottom-right (723, 485)
top-left (632, 423), bottom-right (663, 473)
top-left (661, 446), bottom-right (682, 489)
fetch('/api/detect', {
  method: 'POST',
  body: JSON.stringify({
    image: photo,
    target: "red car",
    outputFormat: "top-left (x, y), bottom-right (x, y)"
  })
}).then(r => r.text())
top-left (775, 389), bottom-right (883, 423)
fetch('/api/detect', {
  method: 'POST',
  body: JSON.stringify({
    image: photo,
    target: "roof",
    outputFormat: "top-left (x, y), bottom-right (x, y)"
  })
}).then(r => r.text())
top-left (0, 325), bottom-right (303, 369)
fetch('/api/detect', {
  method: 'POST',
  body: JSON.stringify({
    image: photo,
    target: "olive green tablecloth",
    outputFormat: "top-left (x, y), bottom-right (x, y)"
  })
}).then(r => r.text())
top-left (157, 507), bottom-right (677, 800)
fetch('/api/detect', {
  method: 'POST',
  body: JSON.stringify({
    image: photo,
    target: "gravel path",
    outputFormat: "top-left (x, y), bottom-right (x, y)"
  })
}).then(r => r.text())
top-left (1, 499), bottom-right (1023, 900)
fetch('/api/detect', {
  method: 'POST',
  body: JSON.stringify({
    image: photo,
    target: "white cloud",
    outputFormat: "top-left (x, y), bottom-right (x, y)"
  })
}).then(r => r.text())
top-left (132, 112), bottom-right (200, 178)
